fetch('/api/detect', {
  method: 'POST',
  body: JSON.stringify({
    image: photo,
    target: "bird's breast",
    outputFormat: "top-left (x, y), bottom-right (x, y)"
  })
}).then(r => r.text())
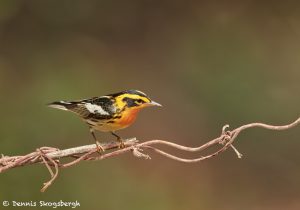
top-left (88, 108), bottom-right (141, 132)
top-left (116, 108), bottom-right (140, 126)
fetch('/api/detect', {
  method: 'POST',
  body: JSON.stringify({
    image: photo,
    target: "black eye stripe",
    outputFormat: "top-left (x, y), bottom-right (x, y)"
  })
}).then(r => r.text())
top-left (122, 97), bottom-right (136, 107)
top-left (122, 97), bottom-right (146, 107)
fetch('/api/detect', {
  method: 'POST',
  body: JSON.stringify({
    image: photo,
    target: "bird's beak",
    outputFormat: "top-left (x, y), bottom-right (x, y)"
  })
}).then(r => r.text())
top-left (147, 100), bottom-right (162, 107)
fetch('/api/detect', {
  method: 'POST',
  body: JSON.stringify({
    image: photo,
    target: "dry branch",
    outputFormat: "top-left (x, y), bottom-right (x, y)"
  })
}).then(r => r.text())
top-left (1, 117), bottom-right (299, 192)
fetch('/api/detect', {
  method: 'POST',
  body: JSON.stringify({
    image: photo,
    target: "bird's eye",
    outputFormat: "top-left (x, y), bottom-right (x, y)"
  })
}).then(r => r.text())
top-left (136, 99), bottom-right (143, 104)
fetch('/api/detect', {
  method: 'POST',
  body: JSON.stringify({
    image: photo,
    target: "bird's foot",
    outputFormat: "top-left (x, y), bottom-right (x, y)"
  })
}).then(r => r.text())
top-left (95, 141), bottom-right (105, 153)
top-left (117, 138), bottom-right (126, 149)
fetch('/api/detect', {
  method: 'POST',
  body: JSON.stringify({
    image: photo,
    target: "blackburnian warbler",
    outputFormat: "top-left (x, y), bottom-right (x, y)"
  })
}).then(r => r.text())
top-left (48, 90), bottom-right (161, 151)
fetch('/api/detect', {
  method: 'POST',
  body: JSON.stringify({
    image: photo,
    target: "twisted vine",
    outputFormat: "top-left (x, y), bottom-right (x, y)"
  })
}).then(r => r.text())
top-left (1, 117), bottom-right (299, 192)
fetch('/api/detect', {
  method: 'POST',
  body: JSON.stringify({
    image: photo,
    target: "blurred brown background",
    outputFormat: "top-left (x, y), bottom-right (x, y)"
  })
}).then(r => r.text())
top-left (0, 1), bottom-right (300, 210)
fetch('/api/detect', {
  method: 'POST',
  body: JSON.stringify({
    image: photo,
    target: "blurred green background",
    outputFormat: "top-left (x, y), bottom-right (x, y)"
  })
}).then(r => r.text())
top-left (0, 1), bottom-right (300, 210)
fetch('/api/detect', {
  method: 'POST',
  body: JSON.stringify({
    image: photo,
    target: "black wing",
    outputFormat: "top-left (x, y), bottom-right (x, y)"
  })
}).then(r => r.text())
top-left (58, 96), bottom-right (116, 120)
top-left (80, 96), bottom-right (116, 119)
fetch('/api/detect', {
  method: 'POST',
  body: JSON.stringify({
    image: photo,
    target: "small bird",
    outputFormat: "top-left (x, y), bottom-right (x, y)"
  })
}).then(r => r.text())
top-left (48, 90), bottom-right (161, 151)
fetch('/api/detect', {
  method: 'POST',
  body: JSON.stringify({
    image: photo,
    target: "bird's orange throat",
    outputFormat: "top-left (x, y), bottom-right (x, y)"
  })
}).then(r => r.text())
top-left (117, 108), bottom-right (141, 127)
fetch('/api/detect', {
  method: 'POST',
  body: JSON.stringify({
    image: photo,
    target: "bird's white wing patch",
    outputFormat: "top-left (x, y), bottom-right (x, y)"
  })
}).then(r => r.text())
top-left (84, 103), bottom-right (110, 115)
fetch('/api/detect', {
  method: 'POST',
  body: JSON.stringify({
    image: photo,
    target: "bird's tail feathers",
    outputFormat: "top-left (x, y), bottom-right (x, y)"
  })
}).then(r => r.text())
top-left (47, 101), bottom-right (76, 111)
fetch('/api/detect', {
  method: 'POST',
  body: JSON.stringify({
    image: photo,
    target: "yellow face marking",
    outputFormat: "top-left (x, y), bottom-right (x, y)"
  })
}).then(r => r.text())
top-left (114, 94), bottom-right (151, 110)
